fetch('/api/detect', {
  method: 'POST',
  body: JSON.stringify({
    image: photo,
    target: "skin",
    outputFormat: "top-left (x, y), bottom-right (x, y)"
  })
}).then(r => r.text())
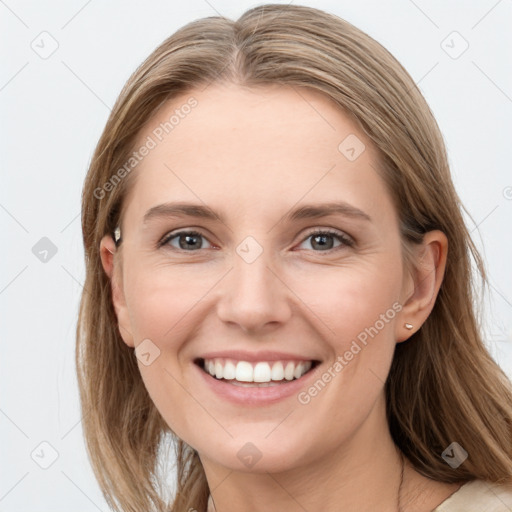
top-left (100, 82), bottom-right (460, 511)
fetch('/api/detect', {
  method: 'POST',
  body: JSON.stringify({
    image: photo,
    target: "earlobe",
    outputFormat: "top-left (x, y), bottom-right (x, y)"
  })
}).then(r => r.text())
top-left (100, 234), bottom-right (116, 278)
top-left (99, 234), bottom-right (135, 348)
top-left (396, 230), bottom-right (448, 343)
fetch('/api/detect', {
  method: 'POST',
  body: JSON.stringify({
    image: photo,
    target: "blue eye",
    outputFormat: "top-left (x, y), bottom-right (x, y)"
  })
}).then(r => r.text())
top-left (298, 229), bottom-right (353, 252)
top-left (159, 228), bottom-right (353, 253)
top-left (160, 230), bottom-right (213, 251)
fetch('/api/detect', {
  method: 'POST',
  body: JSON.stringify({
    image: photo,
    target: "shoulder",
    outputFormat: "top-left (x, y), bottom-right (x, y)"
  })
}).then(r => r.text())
top-left (433, 479), bottom-right (512, 511)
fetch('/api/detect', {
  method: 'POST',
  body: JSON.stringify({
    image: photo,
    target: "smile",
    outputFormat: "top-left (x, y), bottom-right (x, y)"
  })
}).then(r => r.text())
top-left (194, 357), bottom-right (320, 386)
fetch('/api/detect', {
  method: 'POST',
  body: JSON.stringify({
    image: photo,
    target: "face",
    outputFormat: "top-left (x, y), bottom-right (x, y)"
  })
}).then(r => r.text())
top-left (103, 82), bottom-right (415, 474)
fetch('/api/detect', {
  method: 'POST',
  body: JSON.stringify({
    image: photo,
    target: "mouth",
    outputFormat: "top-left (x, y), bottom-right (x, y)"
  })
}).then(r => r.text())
top-left (193, 357), bottom-right (321, 387)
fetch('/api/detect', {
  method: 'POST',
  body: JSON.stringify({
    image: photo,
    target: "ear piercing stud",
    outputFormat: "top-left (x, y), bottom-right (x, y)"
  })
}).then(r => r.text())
top-left (404, 323), bottom-right (413, 330)
top-left (113, 226), bottom-right (122, 246)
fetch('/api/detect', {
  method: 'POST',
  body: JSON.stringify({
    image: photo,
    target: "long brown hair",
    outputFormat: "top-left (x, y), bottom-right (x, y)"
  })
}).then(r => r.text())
top-left (77, 4), bottom-right (512, 511)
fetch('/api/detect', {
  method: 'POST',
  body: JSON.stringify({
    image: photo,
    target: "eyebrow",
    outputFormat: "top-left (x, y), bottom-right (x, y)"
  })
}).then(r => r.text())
top-left (142, 201), bottom-right (372, 225)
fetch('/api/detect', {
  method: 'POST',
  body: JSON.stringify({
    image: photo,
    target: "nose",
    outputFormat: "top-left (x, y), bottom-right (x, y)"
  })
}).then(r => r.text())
top-left (215, 247), bottom-right (292, 333)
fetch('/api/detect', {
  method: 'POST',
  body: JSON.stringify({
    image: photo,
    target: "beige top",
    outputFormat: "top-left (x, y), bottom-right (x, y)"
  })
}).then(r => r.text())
top-left (432, 479), bottom-right (512, 511)
top-left (207, 479), bottom-right (512, 511)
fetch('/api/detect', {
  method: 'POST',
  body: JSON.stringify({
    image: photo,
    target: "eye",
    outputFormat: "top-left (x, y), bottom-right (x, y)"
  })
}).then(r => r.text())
top-left (158, 228), bottom-right (353, 253)
top-left (159, 230), bottom-right (213, 251)
top-left (297, 229), bottom-right (353, 252)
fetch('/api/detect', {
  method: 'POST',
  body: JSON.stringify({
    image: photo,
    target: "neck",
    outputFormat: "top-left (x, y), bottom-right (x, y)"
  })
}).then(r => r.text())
top-left (203, 394), bottom-right (407, 512)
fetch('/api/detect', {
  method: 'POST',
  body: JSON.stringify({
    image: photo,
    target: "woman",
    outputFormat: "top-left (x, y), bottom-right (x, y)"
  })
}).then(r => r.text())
top-left (77, 4), bottom-right (512, 511)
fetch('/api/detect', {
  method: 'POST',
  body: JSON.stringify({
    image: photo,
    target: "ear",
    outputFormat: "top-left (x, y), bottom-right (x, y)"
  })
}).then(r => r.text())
top-left (99, 234), bottom-right (135, 348)
top-left (396, 230), bottom-right (448, 342)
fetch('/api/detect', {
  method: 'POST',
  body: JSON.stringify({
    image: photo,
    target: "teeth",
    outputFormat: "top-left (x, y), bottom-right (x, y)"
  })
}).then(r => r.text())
top-left (254, 362), bottom-right (271, 382)
top-left (202, 358), bottom-right (314, 383)
top-left (293, 362), bottom-right (304, 379)
top-left (223, 360), bottom-right (236, 380)
top-left (235, 361), bottom-right (253, 382)
top-left (215, 360), bottom-right (223, 379)
top-left (271, 361), bottom-right (284, 381)
top-left (284, 362), bottom-right (295, 380)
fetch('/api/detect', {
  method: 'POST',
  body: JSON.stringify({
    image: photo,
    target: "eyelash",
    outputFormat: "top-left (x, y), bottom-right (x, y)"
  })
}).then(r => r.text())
top-left (158, 228), bottom-right (354, 253)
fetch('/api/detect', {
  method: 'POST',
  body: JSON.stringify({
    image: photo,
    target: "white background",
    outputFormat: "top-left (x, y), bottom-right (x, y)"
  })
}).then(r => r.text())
top-left (1, 1), bottom-right (511, 510)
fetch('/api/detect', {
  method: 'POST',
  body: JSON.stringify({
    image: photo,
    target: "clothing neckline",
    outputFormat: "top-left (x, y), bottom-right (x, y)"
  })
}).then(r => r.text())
top-left (207, 478), bottom-right (512, 512)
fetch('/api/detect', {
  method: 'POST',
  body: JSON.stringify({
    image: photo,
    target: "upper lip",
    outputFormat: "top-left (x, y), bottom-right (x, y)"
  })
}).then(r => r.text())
top-left (195, 350), bottom-right (321, 363)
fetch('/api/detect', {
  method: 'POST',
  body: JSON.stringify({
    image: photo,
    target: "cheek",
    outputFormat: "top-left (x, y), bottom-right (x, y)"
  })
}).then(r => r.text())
top-left (124, 263), bottom-right (218, 340)
top-left (287, 267), bottom-right (401, 448)
top-left (288, 259), bottom-right (402, 345)
top-left (122, 265), bottom-right (208, 439)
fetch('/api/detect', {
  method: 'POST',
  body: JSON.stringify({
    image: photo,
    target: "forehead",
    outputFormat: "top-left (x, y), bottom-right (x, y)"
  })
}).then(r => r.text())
top-left (122, 82), bottom-right (395, 228)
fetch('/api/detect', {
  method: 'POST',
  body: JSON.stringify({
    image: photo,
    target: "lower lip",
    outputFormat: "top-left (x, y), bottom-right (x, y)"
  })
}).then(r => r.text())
top-left (194, 362), bottom-right (320, 406)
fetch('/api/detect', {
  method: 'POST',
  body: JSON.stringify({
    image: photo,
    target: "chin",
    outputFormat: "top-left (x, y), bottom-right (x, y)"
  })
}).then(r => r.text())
top-left (197, 433), bottom-right (315, 474)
